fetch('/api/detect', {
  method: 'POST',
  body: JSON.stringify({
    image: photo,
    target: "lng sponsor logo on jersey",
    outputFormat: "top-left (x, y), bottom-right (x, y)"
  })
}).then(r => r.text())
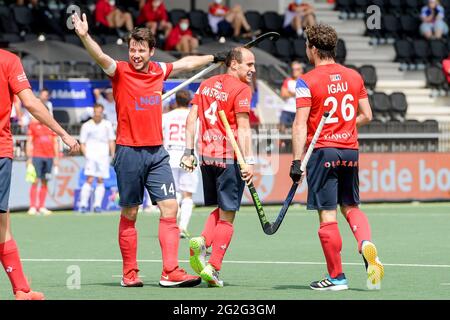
top-left (17, 71), bottom-right (28, 82)
top-left (330, 74), bottom-right (342, 82)
top-left (295, 78), bottom-right (311, 98)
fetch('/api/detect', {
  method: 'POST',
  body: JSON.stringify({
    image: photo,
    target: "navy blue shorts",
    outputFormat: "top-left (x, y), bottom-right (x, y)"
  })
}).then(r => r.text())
top-left (113, 145), bottom-right (176, 207)
top-left (32, 157), bottom-right (53, 179)
top-left (0, 158), bottom-right (12, 213)
top-left (200, 159), bottom-right (245, 212)
top-left (280, 111), bottom-right (296, 127)
top-left (306, 148), bottom-right (360, 210)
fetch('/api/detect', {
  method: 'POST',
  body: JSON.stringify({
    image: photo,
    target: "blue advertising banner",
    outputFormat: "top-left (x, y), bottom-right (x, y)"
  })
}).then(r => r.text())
top-left (30, 79), bottom-right (201, 108)
top-left (30, 80), bottom-right (110, 108)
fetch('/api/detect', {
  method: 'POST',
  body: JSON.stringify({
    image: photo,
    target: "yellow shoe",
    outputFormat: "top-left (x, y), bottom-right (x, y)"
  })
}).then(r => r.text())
top-left (362, 241), bottom-right (384, 290)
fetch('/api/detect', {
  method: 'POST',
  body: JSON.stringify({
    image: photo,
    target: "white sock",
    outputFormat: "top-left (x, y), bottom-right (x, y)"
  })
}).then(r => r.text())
top-left (94, 183), bottom-right (105, 208)
top-left (179, 198), bottom-right (194, 231)
top-left (80, 182), bottom-right (92, 208)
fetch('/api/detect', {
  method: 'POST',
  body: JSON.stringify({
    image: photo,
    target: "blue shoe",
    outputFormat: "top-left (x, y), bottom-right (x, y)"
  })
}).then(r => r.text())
top-left (310, 273), bottom-right (348, 291)
top-left (94, 206), bottom-right (102, 213)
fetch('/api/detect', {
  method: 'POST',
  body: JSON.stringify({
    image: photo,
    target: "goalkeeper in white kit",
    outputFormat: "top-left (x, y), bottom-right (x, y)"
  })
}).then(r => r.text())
top-left (162, 90), bottom-right (199, 238)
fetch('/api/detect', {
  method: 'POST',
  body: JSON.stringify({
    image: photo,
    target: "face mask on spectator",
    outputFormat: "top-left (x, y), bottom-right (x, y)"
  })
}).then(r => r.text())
top-left (153, 0), bottom-right (161, 7)
top-left (215, 0), bottom-right (222, 4)
top-left (180, 22), bottom-right (189, 31)
top-left (295, 0), bottom-right (303, 4)
top-left (109, 0), bottom-right (115, 6)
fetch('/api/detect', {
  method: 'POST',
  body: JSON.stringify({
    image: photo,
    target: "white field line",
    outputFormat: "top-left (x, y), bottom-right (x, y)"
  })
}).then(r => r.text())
top-left (21, 258), bottom-right (450, 268)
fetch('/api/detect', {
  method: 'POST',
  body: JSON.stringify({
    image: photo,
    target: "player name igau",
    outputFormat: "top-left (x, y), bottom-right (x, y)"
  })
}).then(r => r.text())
top-left (327, 81), bottom-right (348, 94)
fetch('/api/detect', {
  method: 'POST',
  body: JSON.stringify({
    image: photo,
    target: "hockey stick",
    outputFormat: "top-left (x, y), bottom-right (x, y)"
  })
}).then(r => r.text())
top-left (218, 110), bottom-right (329, 235)
top-left (162, 32), bottom-right (280, 101)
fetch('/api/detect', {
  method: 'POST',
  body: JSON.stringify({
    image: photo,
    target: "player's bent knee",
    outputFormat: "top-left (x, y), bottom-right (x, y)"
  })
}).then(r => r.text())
top-left (121, 206), bottom-right (139, 220)
top-left (158, 199), bottom-right (178, 218)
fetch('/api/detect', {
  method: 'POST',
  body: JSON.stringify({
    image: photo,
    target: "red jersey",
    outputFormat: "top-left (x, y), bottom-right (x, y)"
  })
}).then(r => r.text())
top-left (191, 74), bottom-right (252, 159)
top-left (137, 0), bottom-right (168, 25)
top-left (95, 0), bottom-right (114, 27)
top-left (28, 121), bottom-right (57, 158)
top-left (110, 60), bottom-right (173, 147)
top-left (209, 3), bottom-right (229, 16)
top-left (164, 24), bottom-right (193, 51)
top-left (296, 63), bottom-right (368, 150)
top-left (443, 58), bottom-right (450, 83)
top-left (0, 49), bottom-right (31, 159)
top-left (288, 2), bottom-right (313, 12)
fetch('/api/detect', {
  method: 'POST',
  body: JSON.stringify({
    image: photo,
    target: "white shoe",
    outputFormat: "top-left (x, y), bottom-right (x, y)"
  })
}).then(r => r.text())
top-left (27, 207), bottom-right (37, 215)
top-left (39, 207), bottom-right (53, 216)
top-left (362, 241), bottom-right (384, 290)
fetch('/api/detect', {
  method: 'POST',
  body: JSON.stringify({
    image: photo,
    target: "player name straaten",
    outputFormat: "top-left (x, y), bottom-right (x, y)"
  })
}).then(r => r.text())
top-left (327, 81), bottom-right (348, 94)
top-left (201, 86), bottom-right (229, 102)
top-left (173, 304), bottom-right (208, 318)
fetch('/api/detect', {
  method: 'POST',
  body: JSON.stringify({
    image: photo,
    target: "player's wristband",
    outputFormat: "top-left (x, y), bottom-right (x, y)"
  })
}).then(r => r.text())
top-left (183, 148), bottom-right (195, 156)
top-left (245, 156), bottom-right (256, 165)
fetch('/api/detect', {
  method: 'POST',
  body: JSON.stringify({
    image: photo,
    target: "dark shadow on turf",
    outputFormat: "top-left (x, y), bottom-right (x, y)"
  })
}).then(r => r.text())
top-left (272, 285), bottom-right (367, 292)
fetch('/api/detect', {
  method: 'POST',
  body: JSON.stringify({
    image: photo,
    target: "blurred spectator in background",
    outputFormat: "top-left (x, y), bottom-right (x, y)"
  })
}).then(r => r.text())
top-left (420, 0), bottom-right (449, 39)
top-left (38, 88), bottom-right (53, 116)
top-left (164, 17), bottom-right (199, 55)
top-left (26, 114), bottom-right (59, 216)
top-left (442, 53), bottom-right (450, 84)
top-left (93, 87), bottom-right (117, 128)
top-left (95, 0), bottom-right (134, 35)
top-left (30, 0), bottom-right (65, 38)
top-left (136, 0), bottom-right (172, 38)
top-left (208, 0), bottom-right (255, 39)
top-left (78, 103), bottom-right (116, 213)
top-left (283, 0), bottom-right (316, 37)
top-left (280, 61), bottom-right (303, 131)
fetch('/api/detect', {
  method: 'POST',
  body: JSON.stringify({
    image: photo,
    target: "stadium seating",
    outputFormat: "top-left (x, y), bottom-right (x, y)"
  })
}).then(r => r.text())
top-left (188, 9), bottom-right (211, 37)
top-left (370, 92), bottom-right (391, 122)
top-left (389, 92), bottom-right (408, 121)
top-left (261, 11), bottom-right (283, 33)
top-left (168, 8), bottom-right (187, 27)
top-left (53, 109), bottom-right (70, 125)
top-left (245, 11), bottom-right (262, 33)
top-left (358, 64), bottom-right (377, 91)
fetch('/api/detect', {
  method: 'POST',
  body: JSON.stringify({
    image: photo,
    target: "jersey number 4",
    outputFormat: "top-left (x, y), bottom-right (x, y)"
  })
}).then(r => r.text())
top-left (204, 101), bottom-right (218, 125)
top-left (324, 94), bottom-right (355, 124)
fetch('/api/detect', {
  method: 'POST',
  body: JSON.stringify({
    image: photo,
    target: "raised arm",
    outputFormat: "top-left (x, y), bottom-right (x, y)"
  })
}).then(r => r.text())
top-left (171, 51), bottom-right (228, 76)
top-left (72, 13), bottom-right (117, 76)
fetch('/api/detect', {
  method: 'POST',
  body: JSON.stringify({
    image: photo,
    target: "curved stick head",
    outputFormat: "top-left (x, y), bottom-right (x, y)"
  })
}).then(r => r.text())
top-left (244, 32), bottom-right (281, 49)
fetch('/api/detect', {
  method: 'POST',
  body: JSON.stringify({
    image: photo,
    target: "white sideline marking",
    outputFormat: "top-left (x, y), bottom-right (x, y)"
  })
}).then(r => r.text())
top-left (21, 258), bottom-right (450, 268)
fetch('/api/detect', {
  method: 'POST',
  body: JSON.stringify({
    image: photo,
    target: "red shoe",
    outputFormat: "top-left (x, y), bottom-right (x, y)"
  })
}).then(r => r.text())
top-left (159, 267), bottom-right (201, 288)
top-left (120, 270), bottom-right (144, 287)
top-left (15, 290), bottom-right (45, 300)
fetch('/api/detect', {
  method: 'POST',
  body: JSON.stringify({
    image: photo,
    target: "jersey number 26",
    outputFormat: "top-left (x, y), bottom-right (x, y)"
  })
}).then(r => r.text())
top-left (324, 94), bottom-right (355, 124)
